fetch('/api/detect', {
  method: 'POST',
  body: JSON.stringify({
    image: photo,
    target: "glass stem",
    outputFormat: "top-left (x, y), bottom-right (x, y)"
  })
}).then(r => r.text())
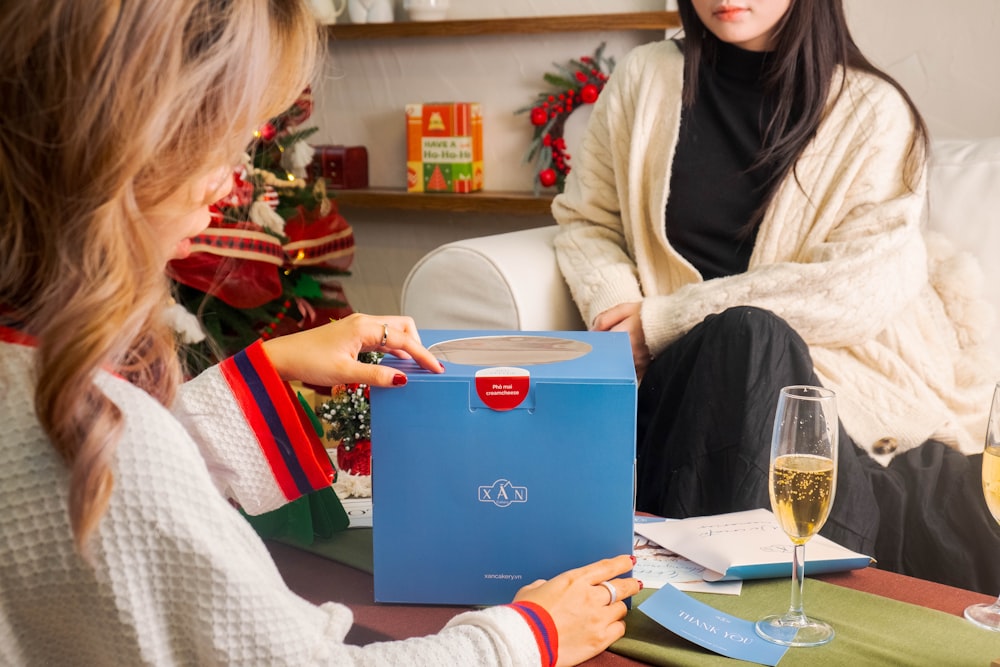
top-left (788, 542), bottom-right (806, 618)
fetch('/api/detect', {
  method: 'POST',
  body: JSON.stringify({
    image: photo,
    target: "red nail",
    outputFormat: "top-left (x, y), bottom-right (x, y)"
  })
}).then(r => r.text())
top-left (638, 580), bottom-right (644, 591)
top-left (630, 555), bottom-right (637, 565)
top-left (392, 373), bottom-right (407, 386)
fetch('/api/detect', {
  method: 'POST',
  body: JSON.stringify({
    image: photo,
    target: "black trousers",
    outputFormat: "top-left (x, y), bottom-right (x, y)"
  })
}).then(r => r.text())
top-left (636, 306), bottom-right (1000, 595)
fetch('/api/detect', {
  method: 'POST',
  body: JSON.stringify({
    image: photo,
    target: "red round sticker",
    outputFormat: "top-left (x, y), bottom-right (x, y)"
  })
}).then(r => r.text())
top-left (475, 367), bottom-right (530, 411)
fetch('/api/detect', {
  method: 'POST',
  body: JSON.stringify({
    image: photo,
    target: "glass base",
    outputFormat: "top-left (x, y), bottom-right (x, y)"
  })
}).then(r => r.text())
top-left (964, 603), bottom-right (1000, 632)
top-left (755, 613), bottom-right (834, 647)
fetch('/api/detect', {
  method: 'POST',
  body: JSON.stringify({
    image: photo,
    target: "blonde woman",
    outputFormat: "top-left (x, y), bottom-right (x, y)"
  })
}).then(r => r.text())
top-left (0, 2), bottom-right (638, 665)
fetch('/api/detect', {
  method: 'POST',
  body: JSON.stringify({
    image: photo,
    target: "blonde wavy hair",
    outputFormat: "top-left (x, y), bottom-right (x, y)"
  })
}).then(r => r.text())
top-left (0, 0), bottom-right (319, 559)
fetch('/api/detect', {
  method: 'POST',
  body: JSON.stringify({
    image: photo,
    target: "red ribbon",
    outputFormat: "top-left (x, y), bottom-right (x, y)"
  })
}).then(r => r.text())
top-left (167, 201), bottom-right (355, 310)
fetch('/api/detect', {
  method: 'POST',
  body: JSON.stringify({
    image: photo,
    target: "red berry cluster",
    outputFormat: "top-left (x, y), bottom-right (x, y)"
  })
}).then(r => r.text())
top-left (259, 300), bottom-right (294, 340)
top-left (521, 48), bottom-right (614, 192)
top-left (336, 439), bottom-right (371, 477)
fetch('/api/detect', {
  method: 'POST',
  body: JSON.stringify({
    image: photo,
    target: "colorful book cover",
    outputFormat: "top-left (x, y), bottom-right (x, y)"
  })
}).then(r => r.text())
top-left (406, 102), bottom-right (484, 193)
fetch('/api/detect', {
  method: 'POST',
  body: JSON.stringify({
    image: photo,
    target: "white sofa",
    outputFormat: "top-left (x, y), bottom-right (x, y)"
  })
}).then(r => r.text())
top-left (402, 138), bottom-right (1000, 338)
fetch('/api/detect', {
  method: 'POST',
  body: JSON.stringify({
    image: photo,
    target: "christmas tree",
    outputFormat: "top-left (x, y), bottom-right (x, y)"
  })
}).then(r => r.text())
top-left (167, 89), bottom-right (361, 544)
top-left (167, 87), bottom-right (356, 376)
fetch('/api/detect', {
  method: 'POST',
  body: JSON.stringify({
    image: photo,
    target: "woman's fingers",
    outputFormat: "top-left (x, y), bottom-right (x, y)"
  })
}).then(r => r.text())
top-left (368, 315), bottom-right (443, 375)
top-left (592, 575), bottom-right (644, 608)
top-left (259, 312), bottom-right (443, 386)
top-left (577, 554), bottom-right (637, 585)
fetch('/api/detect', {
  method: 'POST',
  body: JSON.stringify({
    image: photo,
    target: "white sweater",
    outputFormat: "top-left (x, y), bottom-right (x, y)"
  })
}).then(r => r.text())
top-left (553, 40), bottom-right (999, 462)
top-left (0, 336), bottom-right (552, 666)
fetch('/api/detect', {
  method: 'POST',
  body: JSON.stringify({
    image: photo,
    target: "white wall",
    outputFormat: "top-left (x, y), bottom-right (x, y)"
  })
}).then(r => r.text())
top-left (314, 0), bottom-right (673, 192)
top-left (845, 0), bottom-right (1000, 140)
top-left (315, 0), bottom-right (1000, 316)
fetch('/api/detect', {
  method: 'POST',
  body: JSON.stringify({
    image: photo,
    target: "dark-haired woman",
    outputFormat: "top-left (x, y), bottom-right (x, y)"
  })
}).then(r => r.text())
top-left (552, 0), bottom-right (1000, 593)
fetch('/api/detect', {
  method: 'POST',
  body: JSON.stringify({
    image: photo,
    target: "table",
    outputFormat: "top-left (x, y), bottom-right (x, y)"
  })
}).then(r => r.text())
top-left (266, 540), bottom-right (996, 665)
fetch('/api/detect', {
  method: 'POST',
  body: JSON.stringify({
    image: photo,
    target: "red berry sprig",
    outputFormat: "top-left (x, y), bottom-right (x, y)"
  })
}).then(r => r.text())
top-left (259, 300), bottom-right (293, 340)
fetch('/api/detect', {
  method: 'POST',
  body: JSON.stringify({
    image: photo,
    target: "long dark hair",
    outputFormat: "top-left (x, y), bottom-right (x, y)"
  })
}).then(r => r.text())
top-left (676, 0), bottom-right (929, 229)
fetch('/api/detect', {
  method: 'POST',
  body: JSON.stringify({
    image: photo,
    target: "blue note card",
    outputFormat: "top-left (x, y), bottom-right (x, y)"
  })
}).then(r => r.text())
top-left (639, 585), bottom-right (789, 666)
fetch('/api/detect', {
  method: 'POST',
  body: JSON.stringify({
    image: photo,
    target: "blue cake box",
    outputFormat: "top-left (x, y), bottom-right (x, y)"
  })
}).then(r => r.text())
top-left (370, 330), bottom-right (637, 605)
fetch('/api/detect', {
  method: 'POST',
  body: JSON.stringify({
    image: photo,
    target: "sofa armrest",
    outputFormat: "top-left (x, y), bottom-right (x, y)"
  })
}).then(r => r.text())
top-left (402, 139), bottom-right (1000, 336)
top-left (401, 225), bottom-right (585, 331)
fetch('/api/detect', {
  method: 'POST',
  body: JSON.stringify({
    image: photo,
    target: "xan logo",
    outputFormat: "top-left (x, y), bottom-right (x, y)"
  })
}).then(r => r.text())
top-left (478, 479), bottom-right (528, 507)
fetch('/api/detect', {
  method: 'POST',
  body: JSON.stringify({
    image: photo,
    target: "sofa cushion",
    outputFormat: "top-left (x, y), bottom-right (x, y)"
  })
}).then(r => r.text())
top-left (926, 138), bottom-right (1000, 319)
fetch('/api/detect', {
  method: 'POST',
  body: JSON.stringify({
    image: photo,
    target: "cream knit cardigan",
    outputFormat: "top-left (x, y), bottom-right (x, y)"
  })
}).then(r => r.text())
top-left (553, 40), bottom-right (998, 463)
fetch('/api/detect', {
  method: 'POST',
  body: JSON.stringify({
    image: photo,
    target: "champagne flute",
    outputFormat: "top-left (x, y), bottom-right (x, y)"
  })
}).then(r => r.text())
top-left (755, 385), bottom-right (838, 647)
top-left (964, 381), bottom-right (1000, 631)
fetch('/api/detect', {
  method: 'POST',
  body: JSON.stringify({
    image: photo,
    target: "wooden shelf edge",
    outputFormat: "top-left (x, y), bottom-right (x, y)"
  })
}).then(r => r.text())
top-left (327, 11), bottom-right (680, 40)
top-left (332, 188), bottom-right (555, 216)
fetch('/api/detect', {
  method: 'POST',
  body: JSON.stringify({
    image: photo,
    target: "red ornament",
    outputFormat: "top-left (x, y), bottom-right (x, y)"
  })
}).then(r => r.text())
top-left (538, 168), bottom-right (557, 188)
top-left (530, 107), bottom-right (548, 126)
top-left (580, 83), bottom-right (600, 104)
top-left (257, 122), bottom-right (277, 142)
top-left (337, 439), bottom-right (371, 476)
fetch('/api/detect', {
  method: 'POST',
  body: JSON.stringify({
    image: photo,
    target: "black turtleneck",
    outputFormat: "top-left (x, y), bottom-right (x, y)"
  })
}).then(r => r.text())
top-left (665, 41), bottom-right (776, 280)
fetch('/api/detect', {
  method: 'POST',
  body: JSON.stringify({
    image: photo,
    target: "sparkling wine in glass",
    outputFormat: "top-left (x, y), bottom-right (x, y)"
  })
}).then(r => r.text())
top-left (964, 381), bottom-right (1000, 631)
top-left (755, 385), bottom-right (838, 647)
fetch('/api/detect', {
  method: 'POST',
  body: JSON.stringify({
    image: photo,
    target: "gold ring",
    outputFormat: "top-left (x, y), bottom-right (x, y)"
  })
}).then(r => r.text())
top-left (599, 580), bottom-right (617, 605)
top-left (380, 323), bottom-right (389, 347)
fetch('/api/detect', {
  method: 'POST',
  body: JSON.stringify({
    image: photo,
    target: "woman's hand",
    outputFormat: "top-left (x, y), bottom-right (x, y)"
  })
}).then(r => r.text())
top-left (513, 554), bottom-right (642, 667)
top-left (260, 313), bottom-right (444, 387)
top-left (592, 302), bottom-right (651, 380)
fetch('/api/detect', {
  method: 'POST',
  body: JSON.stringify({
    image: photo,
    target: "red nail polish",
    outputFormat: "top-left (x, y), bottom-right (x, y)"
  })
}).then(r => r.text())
top-left (638, 580), bottom-right (644, 591)
top-left (630, 555), bottom-right (637, 565)
top-left (392, 373), bottom-right (407, 386)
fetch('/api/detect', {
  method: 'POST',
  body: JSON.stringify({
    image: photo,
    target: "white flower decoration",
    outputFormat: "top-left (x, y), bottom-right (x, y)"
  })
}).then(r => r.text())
top-left (164, 301), bottom-right (206, 344)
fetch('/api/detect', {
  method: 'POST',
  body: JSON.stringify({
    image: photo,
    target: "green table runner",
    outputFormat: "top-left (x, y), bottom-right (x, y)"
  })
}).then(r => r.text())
top-left (614, 580), bottom-right (1000, 666)
top-left (287, 531), bottom-right (1000, 665)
